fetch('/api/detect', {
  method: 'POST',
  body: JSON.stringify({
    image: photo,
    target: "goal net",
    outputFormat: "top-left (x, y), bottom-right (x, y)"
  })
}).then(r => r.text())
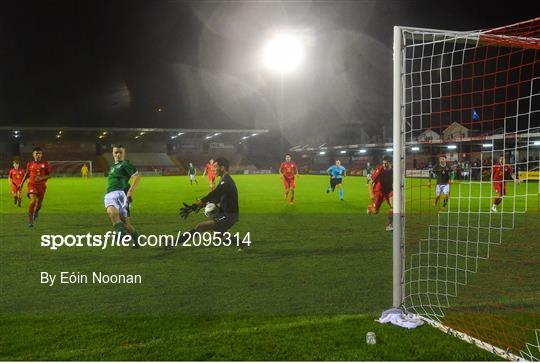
top-left (49, 161), bottom-right (93, 177)
top-left (394, 18), bottom-right (540, 360)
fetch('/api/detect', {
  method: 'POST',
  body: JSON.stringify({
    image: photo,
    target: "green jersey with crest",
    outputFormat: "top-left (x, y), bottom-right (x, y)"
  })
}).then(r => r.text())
top-left (107, 160), bottom-right (137, 193)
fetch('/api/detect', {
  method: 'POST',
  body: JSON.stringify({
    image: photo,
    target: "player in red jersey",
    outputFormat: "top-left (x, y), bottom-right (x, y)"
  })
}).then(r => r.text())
top-left (279, 154), bottom-right (299, 205)
top-left (202, 158), bottom-right (217, 191)
top-left (21, 147), bottom-right (52, 227)
top-left (491, 155), bottom-right (519, 212)
top-left (367, 155), bottom-right (393, 231)
top-left (8, 160), bottom-right (25, 207)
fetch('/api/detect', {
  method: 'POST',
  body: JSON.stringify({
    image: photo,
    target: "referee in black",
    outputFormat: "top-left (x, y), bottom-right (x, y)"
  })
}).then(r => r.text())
top-left (178, 157), bottom-right (240, 244)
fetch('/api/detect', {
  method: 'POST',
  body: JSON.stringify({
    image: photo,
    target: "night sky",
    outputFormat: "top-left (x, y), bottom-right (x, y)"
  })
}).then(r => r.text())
top-left (0, 0), bottom-right (536, 143)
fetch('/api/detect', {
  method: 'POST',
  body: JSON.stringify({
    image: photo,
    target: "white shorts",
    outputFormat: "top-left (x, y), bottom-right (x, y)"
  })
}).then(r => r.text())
top-left (189, 174), bottom-right (196, 181)
top-left (436, 184), bottom-right (450, 196)
top-left (104, 190), bottom-right (129, 217)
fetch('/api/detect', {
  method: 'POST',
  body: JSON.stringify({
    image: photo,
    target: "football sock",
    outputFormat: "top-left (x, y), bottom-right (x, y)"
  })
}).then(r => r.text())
top-left (14, 196), bottom-right (17, 204)
top-left (442, 198), bottom-right (447, 207)
top-left (339, 189), bottom-right (344, 200)
top-left (113, 221), bottom-right (127, 234)
top-left (28, 201), bottom-right (35, 213)
top-left (387, 211), bottom-right (393, 226)
top-left (28, 212), bottom-right (34, 224)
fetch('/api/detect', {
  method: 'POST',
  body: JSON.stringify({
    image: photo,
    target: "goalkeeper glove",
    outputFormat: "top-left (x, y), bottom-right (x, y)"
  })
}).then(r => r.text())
top-left (179, 202), bottom-right (201, 219)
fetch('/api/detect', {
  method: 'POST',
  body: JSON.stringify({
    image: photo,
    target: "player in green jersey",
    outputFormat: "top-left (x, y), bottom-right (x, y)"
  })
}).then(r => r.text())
top-left (188, 162), bottom-right (198, 185)
top-left (103, 145), bottom-right (141, 246)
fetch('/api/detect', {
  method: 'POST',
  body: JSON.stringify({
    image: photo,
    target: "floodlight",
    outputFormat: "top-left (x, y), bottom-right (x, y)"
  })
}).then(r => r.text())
top-left (482, 143), bottom-right (493, 148)
top-left (447, 145), bottom-right (457, 150)
top-left (263, 33), bottom-right (304, 73)
top-left (359, 149), bottom-right (367, 154)
top-left (411, 146), bottom-right (420, 151)
top-left (386, 148), bottom-right (393, 152)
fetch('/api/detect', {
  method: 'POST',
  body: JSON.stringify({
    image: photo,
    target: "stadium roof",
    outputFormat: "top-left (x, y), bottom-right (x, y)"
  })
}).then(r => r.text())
top-left (0, 126), bottom-right (268, 133)
top-left (0, 126), bottom-right (269, 143)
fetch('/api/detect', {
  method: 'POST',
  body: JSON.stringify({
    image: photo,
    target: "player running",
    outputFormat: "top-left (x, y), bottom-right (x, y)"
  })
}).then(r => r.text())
top-left (20, 147), bottom-right (52, 227)
top-left (202, 158), bottom-right (216, 191)
top-left (429, 155), bottom-right (452, 210)
top-left (367, 155), bottom-right (393, 231)
top-left (279, 154), bottom-right (298, 205)
top-left (8, 160), bottom-right (25, 207)
top-left (187, 162), bottom-right (198, 185)
top-left (179, 157), bottom-right (240, 248)
top-left (365, 162), bottom-right (373, 184)
top-left (103, 145), bottom-right (141, 246)
top-left (81, 163), bottom-right (89, 178)
top-left (326, 160), bottom-right (346, 201)
top-left (491, 155), bottom-right (519, 212)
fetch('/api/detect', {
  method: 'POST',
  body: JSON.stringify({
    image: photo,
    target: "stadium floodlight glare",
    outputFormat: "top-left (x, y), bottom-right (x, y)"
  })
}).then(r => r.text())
top-left (319, 151), bottom-right (326, 155)
top-left (242, 136), bottom-right (248, 140)
top-left (56, 134), bottom-right (61, 139)
top-left (447, 145), bottom-right (457, 150)
top-left (170, 136), bottom-right (177, 139)
top-left (386, 148), bottom-right (393, 152)
top-left (13, 134), bottom-right (20, 138)
top-left (13, 130), bottom-right (19, 134)
top-left (98, 135), bottom-right (104, 139)
top-left (411, 146), bottom-right (420, 151)
top-left (58, 131), bottom-right (63, 134)
top-left (262, 32), bottom-right (304, 73)
top-left (482, 143), bottom-right (493, 148)
top-left (533, 140), bottom-right (540, 146)
top-left (177, 132), bottom-right (184, 136)
top-left (340, 150), bottom-right (347, 154)
top-left (251, 133), bottom-right (257, 137)
top-left (359, 149), bottom-right (367, 154)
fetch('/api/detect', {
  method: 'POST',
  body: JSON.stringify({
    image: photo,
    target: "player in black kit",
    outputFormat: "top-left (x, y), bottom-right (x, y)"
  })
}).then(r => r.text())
top-left (177, 157), bottom-right (240, 246)
top-left (429, 155), bottom-right (452, 210)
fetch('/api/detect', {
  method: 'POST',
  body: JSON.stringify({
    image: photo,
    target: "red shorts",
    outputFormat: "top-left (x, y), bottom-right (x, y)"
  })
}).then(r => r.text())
top-left (494, 182), bottom-right (506, 196)
top-left (11, 183), bottom-right (21, 194)
top-left (208, 174), bottom-right (216, 182)
top-left (369, 191), bottom-right (393, 214)
top-left (27, 183), bottom-right (47, 199)
top-left (283, 176), bottom-right (295, 189)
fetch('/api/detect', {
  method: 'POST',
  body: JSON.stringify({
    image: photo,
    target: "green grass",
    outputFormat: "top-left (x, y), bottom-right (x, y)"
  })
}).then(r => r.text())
top-left (0, 174), bottom-right (537, 360)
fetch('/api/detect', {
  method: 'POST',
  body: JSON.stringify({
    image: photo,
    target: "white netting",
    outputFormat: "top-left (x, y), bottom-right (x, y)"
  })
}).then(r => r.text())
top-left (398, 18), bottom-right (540, 360)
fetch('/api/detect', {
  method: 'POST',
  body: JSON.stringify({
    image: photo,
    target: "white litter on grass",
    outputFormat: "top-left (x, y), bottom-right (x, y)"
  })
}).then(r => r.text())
top-left (377, 308), bottom-right (424, 329)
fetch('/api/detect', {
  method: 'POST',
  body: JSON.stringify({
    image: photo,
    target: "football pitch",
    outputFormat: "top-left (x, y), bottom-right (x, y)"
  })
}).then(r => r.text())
top-left (2, 174), bottom-right (536, 360)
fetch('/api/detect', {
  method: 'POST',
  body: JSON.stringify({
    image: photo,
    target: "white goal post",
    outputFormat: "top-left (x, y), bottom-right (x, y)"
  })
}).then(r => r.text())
top-left (49, 160), bottom-right (93, 177)
top-left (393, 18), bottom-right (540, 361)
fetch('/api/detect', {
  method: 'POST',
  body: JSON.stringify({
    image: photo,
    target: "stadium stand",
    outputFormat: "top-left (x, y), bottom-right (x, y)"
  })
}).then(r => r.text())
top-left (103, 152), bottom-right (178, 175)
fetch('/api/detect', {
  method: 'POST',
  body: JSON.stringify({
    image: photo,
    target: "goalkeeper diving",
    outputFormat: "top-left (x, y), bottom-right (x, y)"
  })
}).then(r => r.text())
top-left (178, 157), bottom-right (239, 245)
